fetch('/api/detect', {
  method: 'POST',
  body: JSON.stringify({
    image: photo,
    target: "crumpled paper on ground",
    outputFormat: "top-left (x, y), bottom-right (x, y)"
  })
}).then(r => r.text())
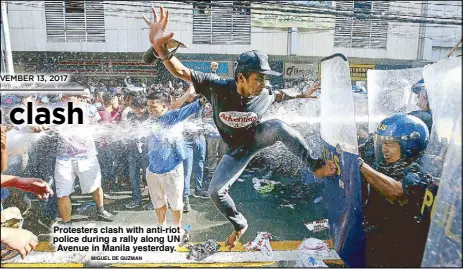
top-left (297, 238), bottom-right (330, 254)
top-left (185, 239), bottom-right (221, 261)
top-left (304, 219), bottom-right (329, 233)
top-left (244, 232), bottom-right (274, 259)
top-left (278, 203), bottom-right (295, 209)
top-left (252, 178), bottom-right (280, 194)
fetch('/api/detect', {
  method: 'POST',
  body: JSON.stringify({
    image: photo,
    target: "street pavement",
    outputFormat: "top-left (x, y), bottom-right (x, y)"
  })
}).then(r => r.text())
top-left (2, 167), bottom-right (342, 267)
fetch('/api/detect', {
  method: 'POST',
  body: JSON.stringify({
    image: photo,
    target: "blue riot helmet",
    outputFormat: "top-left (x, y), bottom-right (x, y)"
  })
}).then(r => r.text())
top-left (374, 113), bottom-right (429, 161)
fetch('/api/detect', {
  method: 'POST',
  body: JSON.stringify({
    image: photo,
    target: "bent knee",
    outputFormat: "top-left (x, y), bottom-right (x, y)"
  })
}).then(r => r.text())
top-left (208, 186), bottom-right (228, 201)
top-left (257, 119), bottom-right (287, 136)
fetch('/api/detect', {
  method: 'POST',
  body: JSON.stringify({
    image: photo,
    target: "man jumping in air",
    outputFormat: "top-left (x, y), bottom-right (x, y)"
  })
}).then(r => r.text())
top-left (142, 6), bottom-right (337, 249)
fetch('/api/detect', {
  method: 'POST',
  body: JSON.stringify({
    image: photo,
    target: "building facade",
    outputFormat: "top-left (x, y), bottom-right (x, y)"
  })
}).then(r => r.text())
top-left (421, 1), bottom-right (462, 61)
top-left (1, 17), bottom-right (6, 75)
top-left (5, 1), bottom-right (461, 85)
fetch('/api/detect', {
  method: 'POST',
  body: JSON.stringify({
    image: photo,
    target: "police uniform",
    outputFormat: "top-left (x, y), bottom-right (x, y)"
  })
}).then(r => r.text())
top-left (361, 113), bottom-right (438, 267)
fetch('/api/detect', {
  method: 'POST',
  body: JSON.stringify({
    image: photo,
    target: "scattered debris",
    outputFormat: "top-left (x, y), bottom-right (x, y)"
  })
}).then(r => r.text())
top-left (307, 257), bottom-right (328, 267)
top-left (291, 193), bottom-right (308, 199)
top-left (297, 238), bottom-right (330, 254)
top-left (185, 239), bottom-right (221, 261)
top-left (180, 224), bottom-right (192, 247)
top-left (313, 196), bottom-right (323, 204)
top-left (257, 184), bottom-right (274, 194)
top-left (244, 232), bottom-right (274, 259)
top-left (252, 178), bottom-right (281, 186)
top-left (295, 256), bottom-right (329, 267)
top-left (278, 204), bottom-right (295, 209)
top-left (76, 201), bottom-right (96, 215)
top-left (252, 178), bottom-right (280, 194)
top-left (304, 219), bottom-right (329, 233)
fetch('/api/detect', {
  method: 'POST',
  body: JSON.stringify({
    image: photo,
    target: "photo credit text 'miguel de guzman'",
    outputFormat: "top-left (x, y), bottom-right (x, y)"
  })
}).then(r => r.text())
top-left (52, 224), bottom-right (182, 262)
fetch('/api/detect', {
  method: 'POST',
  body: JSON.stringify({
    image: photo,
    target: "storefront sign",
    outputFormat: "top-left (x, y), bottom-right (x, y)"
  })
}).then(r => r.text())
top-left (284, 63), bottom-right (318, 79)
top-left (318, 63), bottom-right (375, 81)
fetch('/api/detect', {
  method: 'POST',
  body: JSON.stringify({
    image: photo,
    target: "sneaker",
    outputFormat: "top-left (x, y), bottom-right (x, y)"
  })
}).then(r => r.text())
top-left (144, 203), bottom-right (154, 210)
top-left (193, 190), bottom-right (209, 199)
top-left (96, 209), bottom-right (115, 221)
top-left (125, 200), bottom-right (141, 209)
top-left (38, 218), bottom-right (58, 232)
top-left (183, 197), bottom-right (192, 213)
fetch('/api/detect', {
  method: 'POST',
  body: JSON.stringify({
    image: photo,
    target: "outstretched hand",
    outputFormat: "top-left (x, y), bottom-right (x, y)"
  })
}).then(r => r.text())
top-left (142, 6), bottom-right (174, 51)
top-left (1, 228), bottom-right (38, 259)
top-left (14, 177), bottom-right (53, 200)
top-left (302, 81), bottom-right (321, 98)
top-left (313, 160), bottom-right (337, 178)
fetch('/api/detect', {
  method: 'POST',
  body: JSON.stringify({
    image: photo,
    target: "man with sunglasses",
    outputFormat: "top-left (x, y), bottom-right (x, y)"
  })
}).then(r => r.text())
top-left (142, 6), bottom-right (337, 249)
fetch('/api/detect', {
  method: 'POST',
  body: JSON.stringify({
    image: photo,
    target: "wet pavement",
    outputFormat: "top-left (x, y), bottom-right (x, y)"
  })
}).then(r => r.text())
top-left (5, 166), bottom-right (340, 267)
top-left (23, 166), bottom-right (329, 244)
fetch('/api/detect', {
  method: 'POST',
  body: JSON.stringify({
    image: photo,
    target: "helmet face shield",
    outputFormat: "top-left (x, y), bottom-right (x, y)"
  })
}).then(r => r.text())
top-left (373, 113), bottom-right (430, 162)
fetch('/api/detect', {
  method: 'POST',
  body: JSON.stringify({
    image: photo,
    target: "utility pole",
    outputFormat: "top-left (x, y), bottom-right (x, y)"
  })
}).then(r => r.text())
top-left (446, 37), bottom-right (462, 58)
top-left (1, 1), bottom-right (15, 76)
top-left (417, 1), bottom-right (428, 60)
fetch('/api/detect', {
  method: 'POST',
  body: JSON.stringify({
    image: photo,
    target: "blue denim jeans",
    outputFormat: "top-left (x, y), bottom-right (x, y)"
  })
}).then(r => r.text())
top-left (116, 142), bottom-right (130, 183)
top-left (41, 176), bottom-right (58, 220)
top-left (128, 146), bottom-right (149, 203)
top-left (183, 134), bottom-right (206, 197)
top-left (97, 143), bottom-right (117, 190)
top-left (208, 119), bottom-right (324, 231)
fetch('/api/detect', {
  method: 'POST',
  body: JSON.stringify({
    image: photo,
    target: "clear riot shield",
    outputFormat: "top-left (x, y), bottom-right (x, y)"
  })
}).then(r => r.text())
top-left (422, 111), bottom-right (462, 267)
top-left (423, 57), bottom-right (461, 156)
top-left (421, 58), bottom-right (462, 267)
top-left (319, 53), bottom-right (364, 267)
top-left (366, 67), bottom-right (423, 133)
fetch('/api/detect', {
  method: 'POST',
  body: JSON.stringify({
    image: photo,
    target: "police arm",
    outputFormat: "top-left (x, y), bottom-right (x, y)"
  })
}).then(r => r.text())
top-left (142, 7), bottom-right (193, 85)
top-left (360, 162), bottom-right (404, 201)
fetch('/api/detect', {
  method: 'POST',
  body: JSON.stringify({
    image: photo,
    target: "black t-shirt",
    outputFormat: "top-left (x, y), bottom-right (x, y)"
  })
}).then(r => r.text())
top-left (190, 70), bottom-right (275, 153)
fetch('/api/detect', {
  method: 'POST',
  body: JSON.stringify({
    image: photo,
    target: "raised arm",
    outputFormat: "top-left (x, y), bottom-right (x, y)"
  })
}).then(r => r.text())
top-left (142, 7), bottom-right (194, 85)
top-left (170, 84), bottom-right (196, 110)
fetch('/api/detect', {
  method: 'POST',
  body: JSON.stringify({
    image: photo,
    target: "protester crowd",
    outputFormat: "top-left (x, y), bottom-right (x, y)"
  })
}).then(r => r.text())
top-left (0, 55), bottom-right (445, 267)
